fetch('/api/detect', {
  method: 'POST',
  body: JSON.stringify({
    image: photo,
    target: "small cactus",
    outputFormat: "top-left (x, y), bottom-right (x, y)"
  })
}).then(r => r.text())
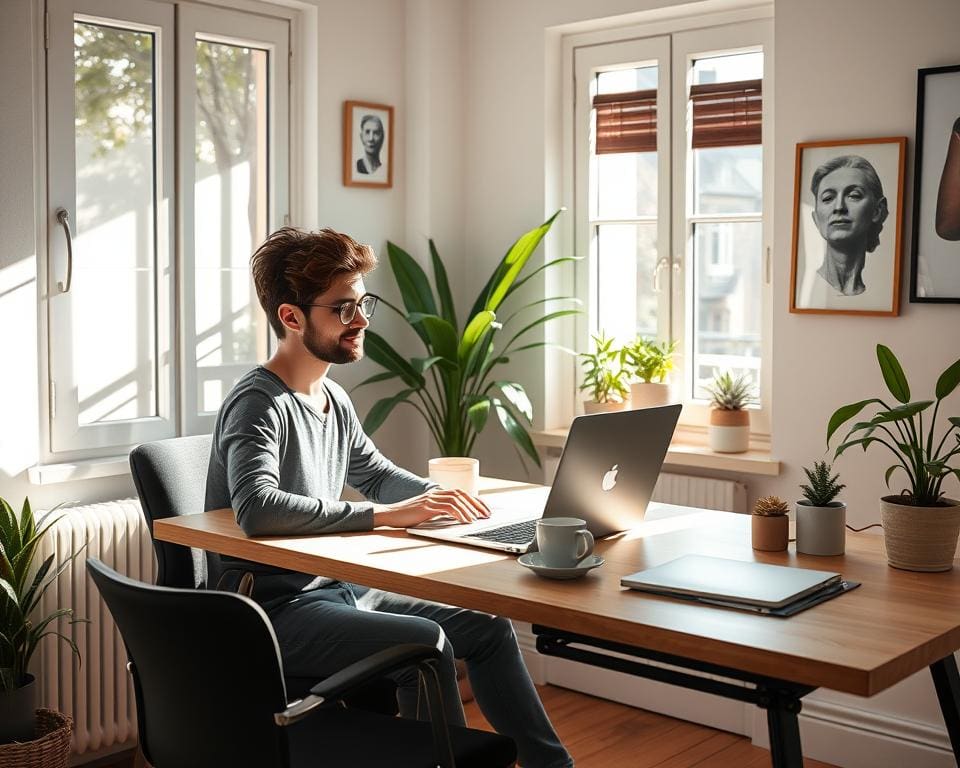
top-left (706, 371), bottom-right (753, 411)
top-left (753, 495), bottom-right (789, 517)
top-left (799, 461), bottom-right (845, 507)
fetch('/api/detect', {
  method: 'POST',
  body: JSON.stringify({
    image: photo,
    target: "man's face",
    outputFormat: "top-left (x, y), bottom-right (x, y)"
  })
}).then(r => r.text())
top-left (812, 167), bottom-right (881, 247)
top-left (301, 273), bottom-right (369, 365)
top-left (360, 117), bottom-right (384, 156)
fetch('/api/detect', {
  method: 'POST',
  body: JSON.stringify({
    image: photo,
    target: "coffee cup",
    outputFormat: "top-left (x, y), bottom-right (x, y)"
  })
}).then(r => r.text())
top-left (536, 517), bottom-right (595, 568)
top-left (428, 457), bottom-right (480, 497)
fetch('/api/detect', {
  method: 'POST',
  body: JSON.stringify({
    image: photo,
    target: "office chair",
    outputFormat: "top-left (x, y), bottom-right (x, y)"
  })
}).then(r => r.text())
top-left (87, 559), bottom-right (516, 768)
top-left (128, 435), bottom-right (397, 713)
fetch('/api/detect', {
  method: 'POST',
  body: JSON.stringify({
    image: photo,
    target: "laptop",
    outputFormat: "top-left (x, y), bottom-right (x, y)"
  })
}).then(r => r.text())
top-left (407, 404), bottom-right (682, 553)
top-left (620, 555), bottom-right (842, 611)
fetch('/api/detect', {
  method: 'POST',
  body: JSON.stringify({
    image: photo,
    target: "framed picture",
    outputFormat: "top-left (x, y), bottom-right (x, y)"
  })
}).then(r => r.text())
top-left (910, 65), bottom-right (960, 303)
top-left (790, 137), bottom-right (907, 316)
top-left (343, 100), bottom-right (394, 189)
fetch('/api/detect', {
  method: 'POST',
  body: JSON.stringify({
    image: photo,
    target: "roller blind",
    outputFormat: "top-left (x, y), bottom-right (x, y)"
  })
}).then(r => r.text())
top-left (689, 78), bottom-right (762, 149)
top-left (593, 88), bottom-right (657, 154)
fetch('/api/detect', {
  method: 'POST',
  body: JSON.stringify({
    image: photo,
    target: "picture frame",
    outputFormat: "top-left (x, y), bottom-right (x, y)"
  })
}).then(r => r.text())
top-left (789, 137), bottom-right (907, 316)
top-left (343, 100), bottom-right (394, 189)
top-left (910, 65), bottom-right (960, 303)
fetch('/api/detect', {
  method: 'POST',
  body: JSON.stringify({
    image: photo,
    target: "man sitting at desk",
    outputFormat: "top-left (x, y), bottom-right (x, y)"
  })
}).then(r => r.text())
top-left (205, 227), bottom-right (573, 768)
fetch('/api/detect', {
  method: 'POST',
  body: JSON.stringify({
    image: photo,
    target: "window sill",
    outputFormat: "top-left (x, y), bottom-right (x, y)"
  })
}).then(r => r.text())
top-left (530, 425), bottom-right (780, 477)
top-left (28, 455), bottom-right (130, 486)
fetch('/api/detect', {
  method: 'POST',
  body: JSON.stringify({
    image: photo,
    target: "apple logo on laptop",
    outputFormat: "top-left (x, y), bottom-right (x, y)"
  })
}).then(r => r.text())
top-left (601, 464), bottom-right (619, 492)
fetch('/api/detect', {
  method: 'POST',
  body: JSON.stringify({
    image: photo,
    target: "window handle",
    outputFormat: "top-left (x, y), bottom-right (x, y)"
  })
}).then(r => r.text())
top-left (55, 208), bottom-right (74, 294)
top-left (652, 257), bottom-right (669, 293)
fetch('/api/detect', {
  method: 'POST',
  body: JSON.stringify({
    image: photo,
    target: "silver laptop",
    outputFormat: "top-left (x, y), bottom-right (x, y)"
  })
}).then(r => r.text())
top-left (407, 404), bottom-right (682, 553)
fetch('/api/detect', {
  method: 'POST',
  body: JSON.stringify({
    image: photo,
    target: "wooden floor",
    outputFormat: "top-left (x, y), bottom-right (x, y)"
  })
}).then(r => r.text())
top-left (464, 685), bottom-right (838, 768)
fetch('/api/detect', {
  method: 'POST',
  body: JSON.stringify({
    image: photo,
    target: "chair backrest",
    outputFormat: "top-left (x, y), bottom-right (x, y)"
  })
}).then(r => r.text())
top-left (129, 435), bottom-right (218, 588)
top-left (87, 558), bottom-right (290, 768)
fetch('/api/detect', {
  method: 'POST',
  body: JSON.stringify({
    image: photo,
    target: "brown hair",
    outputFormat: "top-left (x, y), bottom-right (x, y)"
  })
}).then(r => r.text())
top-left (250, 227), bottom-right (377, 337)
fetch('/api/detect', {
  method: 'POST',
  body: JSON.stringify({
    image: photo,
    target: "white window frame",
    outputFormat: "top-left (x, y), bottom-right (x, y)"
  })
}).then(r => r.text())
top-left (563, 7), bottom-right (773, 435)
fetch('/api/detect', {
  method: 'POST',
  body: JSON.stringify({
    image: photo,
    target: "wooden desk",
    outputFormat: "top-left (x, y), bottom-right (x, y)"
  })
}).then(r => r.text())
top-left (154, 490), bottom-right (960, 768)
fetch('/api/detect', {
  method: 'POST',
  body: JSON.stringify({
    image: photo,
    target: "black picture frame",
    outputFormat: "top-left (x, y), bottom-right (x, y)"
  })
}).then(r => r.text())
top-left (910, 64), bottom-right (960, 303)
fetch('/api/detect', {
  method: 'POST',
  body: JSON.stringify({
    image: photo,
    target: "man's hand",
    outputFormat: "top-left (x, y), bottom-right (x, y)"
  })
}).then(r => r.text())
top-left (372, 488), bottom-right (491, 529)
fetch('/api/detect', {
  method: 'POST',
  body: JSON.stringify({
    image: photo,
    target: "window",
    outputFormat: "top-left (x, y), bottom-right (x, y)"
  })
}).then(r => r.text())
top-left (46, 0), bottom-right (289, 456)
top-left (571, 16), bottom-right (772, 432)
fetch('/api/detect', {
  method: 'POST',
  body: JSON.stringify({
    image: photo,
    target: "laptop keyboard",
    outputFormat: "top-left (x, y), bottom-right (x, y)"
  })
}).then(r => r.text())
top-left (465, 519), bottom-right (537, 545)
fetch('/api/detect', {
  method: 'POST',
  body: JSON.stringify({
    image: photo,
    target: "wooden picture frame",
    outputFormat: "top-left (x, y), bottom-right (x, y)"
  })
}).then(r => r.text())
top-left (789, 137), bottom-right (906, 316)
top-left (343, 100), bottom-right (394, 189)
top-left (910, 65), bottom-right (960, 303)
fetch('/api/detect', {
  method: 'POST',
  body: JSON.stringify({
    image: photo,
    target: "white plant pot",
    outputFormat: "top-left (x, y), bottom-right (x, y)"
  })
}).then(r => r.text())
top-left (583, 399), bottom-right (628, 415)
top-left (629, 382), bottom-right (670, 409)
top-left (796, 501), bottom-right (846, 556)
top-left (707, 409), bottom-right (750, 453)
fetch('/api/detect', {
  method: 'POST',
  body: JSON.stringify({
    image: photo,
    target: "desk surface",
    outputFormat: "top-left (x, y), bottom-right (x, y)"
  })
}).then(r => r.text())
top-left (154, 482), bottom-right (960, 698)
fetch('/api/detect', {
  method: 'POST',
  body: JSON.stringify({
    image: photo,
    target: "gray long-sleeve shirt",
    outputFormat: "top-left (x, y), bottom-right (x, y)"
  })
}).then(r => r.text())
top-left (205, 366), bottom-right (432, 603)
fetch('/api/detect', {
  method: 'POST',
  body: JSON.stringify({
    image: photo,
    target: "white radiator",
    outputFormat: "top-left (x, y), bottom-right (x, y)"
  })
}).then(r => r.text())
top-left (36, 499), bottom-right (155, 757)
top-left (652, 472), bottom-right (747, 514)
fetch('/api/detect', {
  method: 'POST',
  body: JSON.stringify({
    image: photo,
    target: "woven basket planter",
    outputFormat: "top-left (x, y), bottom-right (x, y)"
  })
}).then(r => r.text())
top-left (881, 496), bottom-right (960, 572)
top-left (0, 710), bottom-right (72, 768)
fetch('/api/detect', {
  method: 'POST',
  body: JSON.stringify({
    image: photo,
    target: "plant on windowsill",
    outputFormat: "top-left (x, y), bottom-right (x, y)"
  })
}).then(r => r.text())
top-left (357, 210), bottom-right (580, 469)
top-left (623, 336), bottom-right (678, 409)
top-left (796, 461), bottom-right (847, 556)
top-left (751, 495), bottom-right (789, 552)
top-left (827, 344), bottom-right (960, 572)
top-left (705, 370), bottom-right (754, 454)
top-left (0, 496), bottom-right (83, 757)
top-left (578, 332), bottom-right (630, 415)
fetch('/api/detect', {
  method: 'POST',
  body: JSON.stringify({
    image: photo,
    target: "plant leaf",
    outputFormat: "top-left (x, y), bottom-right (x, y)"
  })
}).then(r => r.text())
top-left (884, 464), bottom-right (901, 489)
top-left (408, 313), bottom-right (458, 363)
top-left (458, 311), bottom-right (496, 362)
top-left (876, 344), bottom-right (910, 404)
top-left (496, 381), bottom-right (533, 423)
top-left (350, 371), bottom-right (400, 392)
top-left (504, 257), bottom-right (582, 302)
top-left (493, 400), bottom-right (541, 467)
top-left (834, 436), bottom-right (877, 458)
top-left (386, 241), bottom-right (437, 317)
top-left (826, 399), bottom-right (884, 446)
top-left (429, 239), bottom-right (458, 331)
top-left (936, 358), bottom-right (960, 400)
top-left (363, 390), bottom-right (416, 435)
top-left (504, 309), bottom-right (580, 351)
top-left (467, 399), bottom-right (491, 434)
top-left (362, 331), bottom-right (425, 389)
top-left (874, 401), bottom-right (934, 423)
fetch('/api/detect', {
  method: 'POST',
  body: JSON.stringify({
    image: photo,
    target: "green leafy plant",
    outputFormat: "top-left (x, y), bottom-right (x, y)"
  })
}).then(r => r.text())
top-left (827, 344), bottom-right (960, 507)
top-left (358, 210), bottom-right (578, 467)
top-left (800, 461), bottom-right (845, 507)
top-left (705, 371), bottom-right (754, 411)
top-left (0, 497), bottom-right (85, 692)
top-left (624, 337), bottom-right (677, 383)
top-left (579, 332), bottom-right (630, 404)
top-left (753, 495), bottom-right (790, 517)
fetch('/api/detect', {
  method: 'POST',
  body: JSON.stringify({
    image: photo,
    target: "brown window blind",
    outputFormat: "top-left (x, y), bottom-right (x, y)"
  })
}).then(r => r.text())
top-left (593, 89), bottom-right (657, 154)
top-left (689, 78), bottom-right (762, 149)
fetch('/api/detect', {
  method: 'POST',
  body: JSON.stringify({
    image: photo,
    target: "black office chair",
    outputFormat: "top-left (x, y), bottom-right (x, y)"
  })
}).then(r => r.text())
top-left (128, 435), bottom-right (396, 713)
top-left (87, 558), bottom-right (516, 768)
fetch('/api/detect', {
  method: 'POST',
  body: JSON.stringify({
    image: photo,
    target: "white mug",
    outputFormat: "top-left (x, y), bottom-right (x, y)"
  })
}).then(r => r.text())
top-left (536, 517), bottom-right (595, 568)
top-left (428, 457), bottom-right (480, 497)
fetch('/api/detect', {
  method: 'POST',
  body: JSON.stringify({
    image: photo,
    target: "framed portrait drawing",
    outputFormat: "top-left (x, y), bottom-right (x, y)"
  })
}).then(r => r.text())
top-left (343, 100), bottom-right (394, 189)
top-left (790, 137), bottom-right (907, 316)
top-left (910, 65), bottom-right (960, 303)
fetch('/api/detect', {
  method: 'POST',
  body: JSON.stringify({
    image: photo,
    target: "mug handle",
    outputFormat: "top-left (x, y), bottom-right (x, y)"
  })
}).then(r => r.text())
top-left (575, 529), bottom-right (595, 563)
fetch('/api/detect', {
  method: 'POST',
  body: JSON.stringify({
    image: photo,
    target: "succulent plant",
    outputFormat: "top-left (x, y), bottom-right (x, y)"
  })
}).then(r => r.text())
top-left (799, 461), bottom-right (845, 507)
top-left (578, 332), bottom-right (630, 404)
top-left (705, 370), bottom-right (754, 411)
top-left (753, 495), bottom-right (789, 517)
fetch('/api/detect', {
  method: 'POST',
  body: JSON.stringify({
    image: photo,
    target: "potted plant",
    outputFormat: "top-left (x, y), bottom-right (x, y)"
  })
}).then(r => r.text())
top-left (828, 345), bottom-right (960, 572)
top-left (0, 496), bottom-right (81, 757)
top-left (358, 210), bottom-right (579, 468)
top-left (751, 495), bottom-right (789, 552)
top-left (579, 332), bottom-right (630, 414)
top-left (796, 461), bottom-right (847, 556)
top-left (623, 336), bottom-right (677, 409)
top-left (705, 371), bottom-right (753, 453)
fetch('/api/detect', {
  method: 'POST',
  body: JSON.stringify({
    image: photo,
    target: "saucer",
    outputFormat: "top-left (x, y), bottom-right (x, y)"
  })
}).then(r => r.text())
top-left (517, 553), bottom-right (604, 580)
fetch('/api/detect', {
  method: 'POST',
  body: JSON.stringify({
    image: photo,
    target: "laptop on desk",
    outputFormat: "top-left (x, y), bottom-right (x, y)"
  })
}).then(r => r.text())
top-left (407, 404), bottom-right (682, 553)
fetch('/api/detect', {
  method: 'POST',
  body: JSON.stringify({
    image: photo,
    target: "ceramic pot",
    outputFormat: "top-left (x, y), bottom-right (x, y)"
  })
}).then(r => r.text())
top-left (796, 501), bottom-right (846, 556)
top-left (708, 409), bottom-right (750, 453)
top-left (751, 514), bottom-right (788, 552)
top-left (629, 382), bottom-right (670, 409)
top-left (880, 496), bottom-right (960, 572)
top-left (583, 399), bottom-right (628, 415)
top-left (0, 674), bottom-right (36, 744)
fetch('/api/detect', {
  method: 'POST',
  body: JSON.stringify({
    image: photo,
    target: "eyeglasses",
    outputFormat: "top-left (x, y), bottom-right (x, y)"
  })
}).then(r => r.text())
top-left (300, 293), bottom-right (380, 326)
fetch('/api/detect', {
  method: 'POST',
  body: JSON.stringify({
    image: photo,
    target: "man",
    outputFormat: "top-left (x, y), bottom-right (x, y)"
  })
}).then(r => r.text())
top-left (356, 114), bottom-right (384, 175)
top-left (205, 227), bottom-right (573, 768)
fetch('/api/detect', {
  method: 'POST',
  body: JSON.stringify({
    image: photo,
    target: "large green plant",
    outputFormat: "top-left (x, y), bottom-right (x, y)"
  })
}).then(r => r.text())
top-left (358, 211), bottom-right (578, 467)
top-left (0, 498), bottom-right (85, 692)
top-left (827, 345), bottom-right (960, 506)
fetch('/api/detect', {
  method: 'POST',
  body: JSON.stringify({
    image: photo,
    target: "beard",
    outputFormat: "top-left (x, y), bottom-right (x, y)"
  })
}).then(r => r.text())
top-left (302, 324), bottom-right (364, 365)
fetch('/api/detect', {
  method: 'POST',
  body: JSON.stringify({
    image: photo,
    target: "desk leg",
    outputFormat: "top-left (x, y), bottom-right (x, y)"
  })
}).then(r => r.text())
top-left (930, 655), bottom-right (960, 761)
top-left (761, 687), bottom-right (804, 768)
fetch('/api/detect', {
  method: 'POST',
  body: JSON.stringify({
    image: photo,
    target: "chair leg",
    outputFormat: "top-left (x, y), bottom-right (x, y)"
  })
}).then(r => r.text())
top-left (419, 660), bottom-right (456, 768)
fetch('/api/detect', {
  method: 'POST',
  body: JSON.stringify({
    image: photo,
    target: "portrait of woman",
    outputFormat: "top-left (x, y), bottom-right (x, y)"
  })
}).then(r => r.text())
top-left (790, 137), bottom-right (906, 316)
top-left (935, 116), bottom-right (960, 241)
top-left (342, 100), bottom-right (394, 189)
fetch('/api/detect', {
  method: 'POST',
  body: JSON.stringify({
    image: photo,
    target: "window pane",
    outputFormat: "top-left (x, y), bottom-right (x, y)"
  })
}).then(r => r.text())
top-left (193, 41), bottom-right (268, 391)
top-left (596, 223), bottom-right (658, 343)
top-left (73, 22), bottom-right (157, 425)
top-left (597, 65), bottom-right (657, 94)
top-left (692, 51), bottom-right (762, 85)
top-left (691, 222), bottom-right (762, 402)
top-left (596, 152), bottom-right (658, 219)
top-left (693, 145), bottom-right (762, 215)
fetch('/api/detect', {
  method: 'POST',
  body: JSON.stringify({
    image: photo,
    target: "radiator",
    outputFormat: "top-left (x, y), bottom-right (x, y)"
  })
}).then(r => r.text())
top-left (36, 499), bottom-right (155, 756)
